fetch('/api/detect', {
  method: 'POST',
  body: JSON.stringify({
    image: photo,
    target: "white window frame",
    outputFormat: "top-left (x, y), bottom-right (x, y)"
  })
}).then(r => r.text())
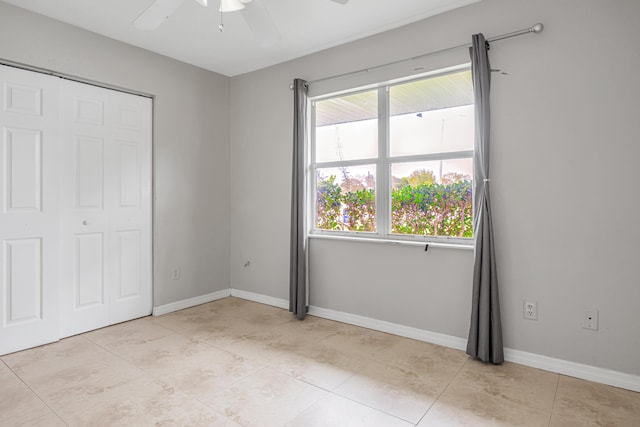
top-left (308, 66), bottom-right (474, 247)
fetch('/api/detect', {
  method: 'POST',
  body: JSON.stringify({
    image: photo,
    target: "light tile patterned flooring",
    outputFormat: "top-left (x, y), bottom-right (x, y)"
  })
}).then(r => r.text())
top-left (1, 297), bottom-right (639, 426)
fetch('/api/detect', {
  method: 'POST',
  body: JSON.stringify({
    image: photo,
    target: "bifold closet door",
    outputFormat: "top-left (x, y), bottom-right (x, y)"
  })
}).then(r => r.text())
top-left (0, 64), bottom-right (152, 353)
top-left (58, 80), bottom-right (152, 338)
top-left (0, 65), bottom-right (60, 355)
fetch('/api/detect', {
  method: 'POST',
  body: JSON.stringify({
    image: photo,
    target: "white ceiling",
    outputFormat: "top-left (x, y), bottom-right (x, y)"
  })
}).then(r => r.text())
top-left (2, 0), bottom-right (480, 76)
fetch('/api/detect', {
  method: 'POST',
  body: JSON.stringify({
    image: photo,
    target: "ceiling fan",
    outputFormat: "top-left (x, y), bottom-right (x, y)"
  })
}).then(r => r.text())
top-left (133, 0), bottom-right (351, 47)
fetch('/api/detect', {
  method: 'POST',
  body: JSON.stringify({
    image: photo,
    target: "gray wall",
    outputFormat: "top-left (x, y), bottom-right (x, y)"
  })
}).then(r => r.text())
top-left (0, 2), bottom-right (231, 307)
top-left (230, 0), bottom-right (640, 376)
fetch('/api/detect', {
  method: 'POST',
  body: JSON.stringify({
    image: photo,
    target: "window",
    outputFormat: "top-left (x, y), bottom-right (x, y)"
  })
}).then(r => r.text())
top-left (310, 68), bottom-right (474, 244)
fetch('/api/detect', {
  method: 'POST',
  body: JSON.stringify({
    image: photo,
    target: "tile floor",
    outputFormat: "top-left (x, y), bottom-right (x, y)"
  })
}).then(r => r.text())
top-left (1, 297), bottom-right (639, 426)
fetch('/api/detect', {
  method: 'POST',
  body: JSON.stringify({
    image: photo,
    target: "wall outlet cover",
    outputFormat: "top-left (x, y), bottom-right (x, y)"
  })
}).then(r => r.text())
top-left (523, 300), bottom-right (538, 320)
top-left (582, 308), bottom-right (599, 331)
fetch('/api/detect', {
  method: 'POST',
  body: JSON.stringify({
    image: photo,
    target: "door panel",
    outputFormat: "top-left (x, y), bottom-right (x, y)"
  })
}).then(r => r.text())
top-left (4, 83), bottom-right (42, 116)
top-left (75, 135), bottom-right (104, 209)
top-left (117, 141), bottom-right (140, 208)
top-left (4, 127), bottom-right (42, 212)
top-left (116, 230), bottom-right (141, 300)
top-left (117, 107), bottom-right (142, 131)
top-left (74, 97), bottom-right (104, 126)
top-left (59, 82), bottom-right (110, 337)
top-left (75, 233), bottom-right (104, 308)
top-left (4, 238), bottom-right (42, 324)
top-left (0, 64), bottom-right (59, 355)
top-left (108, 91), bottom-right (152, 325)
top-left (59, 80), bottom-right (151, 336)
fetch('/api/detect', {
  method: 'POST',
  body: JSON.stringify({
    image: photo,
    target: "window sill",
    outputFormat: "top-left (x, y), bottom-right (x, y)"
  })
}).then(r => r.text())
top-left (308, 233), bottom-right (474, 251)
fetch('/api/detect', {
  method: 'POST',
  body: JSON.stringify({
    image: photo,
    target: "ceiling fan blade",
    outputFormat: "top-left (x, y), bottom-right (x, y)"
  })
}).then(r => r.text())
top-left (133, 0), bottom-right (186, 30)
top-left (328, 0), bottom-right (350, 4)
top-left (241, 0), bottom-right (281, 47)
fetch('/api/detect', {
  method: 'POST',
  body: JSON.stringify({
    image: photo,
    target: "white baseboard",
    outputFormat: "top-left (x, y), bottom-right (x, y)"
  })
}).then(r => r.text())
top-left (308, 305), bottom-right (468, 351)
top-left (504, 348), bottom-right (640, 392)
top-left (308, 306), bottom-right (640, 392)
top-left (230, 289), bottom-right (289, 310)
top-left (154, 288), bottom-right (640, 392)
top-left (152, 289), bottom-right (231, 316)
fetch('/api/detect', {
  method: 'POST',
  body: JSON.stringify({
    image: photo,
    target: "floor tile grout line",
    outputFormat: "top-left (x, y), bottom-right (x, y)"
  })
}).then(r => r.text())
top-left (313, 327), bottom-right (467, 376)
top-left (269, 364), bottom-right (410, 427)
top-left (77, 334), bottom-right (151, 378)
top-left (415, 355), bottom-right (471, 425)
top-left (169, 365), bottom-right (273, 424)
top-left (57, 321), bottom-right (263, 425)
top-left (193, 364), bottom-right (332, 427)
top-left (279, 384), bottom-right (333, 426)
top-left (547, 374), bottom-right (562, 427)
top-left (77, 328), bottom-right (245, 419)
top-left (267, 359), bottom-right (358, 393)
top-left (284, 392), bottom-right (334, 424)
top-left (84, 325), bottom-right (274, 405)
top-left (329, 389), bottom-right (418, 425)
top-left (315, 342), bottom-right (451, 424)
top-left (1, 356), bottom-right (70, 426)
top-left (153, 302), bottom-right (471, 425)
top-left (202, 320), bottom-right (435, 424)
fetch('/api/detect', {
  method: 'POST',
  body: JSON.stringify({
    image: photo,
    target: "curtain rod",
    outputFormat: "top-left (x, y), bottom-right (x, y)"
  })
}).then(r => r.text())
top-left (291, 23), bottom-right (544, 89)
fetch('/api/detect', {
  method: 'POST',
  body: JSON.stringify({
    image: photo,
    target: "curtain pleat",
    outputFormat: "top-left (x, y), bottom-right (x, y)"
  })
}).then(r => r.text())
top-left (289, 78), bottom-right (308, 320)
top-left (466, 34), bottom-right (504, 364)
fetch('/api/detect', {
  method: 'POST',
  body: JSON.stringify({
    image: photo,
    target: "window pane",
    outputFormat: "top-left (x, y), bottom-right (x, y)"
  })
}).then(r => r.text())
top-left (390, 71), bottom-right (473, 157)
top-left (316, 165), bottom-right (376, 232)
top-left (315, 90), bottom-right (378, 162)
top-left (391, 159), bottom-right (472, 238)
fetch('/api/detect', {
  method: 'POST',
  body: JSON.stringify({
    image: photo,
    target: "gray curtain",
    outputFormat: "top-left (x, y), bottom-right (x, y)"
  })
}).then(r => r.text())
top-left (289, 78), bottom-right (308, 320)
top-left (466, 34), bottom-right (504, 364)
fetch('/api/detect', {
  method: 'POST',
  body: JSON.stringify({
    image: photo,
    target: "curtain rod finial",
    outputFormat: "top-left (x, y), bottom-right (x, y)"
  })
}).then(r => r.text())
top-left (531, 23), bottom-right (544, 33)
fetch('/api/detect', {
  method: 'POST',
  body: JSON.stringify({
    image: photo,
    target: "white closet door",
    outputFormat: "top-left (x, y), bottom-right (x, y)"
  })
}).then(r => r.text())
top-left (107, 90), bottom-right (152, 325)
top-left (0, 65), bottom-right (60, 354)
top-left (59, 81), bottom-right (111, 337)
top-left (59, 81), bottom-right (151, 337)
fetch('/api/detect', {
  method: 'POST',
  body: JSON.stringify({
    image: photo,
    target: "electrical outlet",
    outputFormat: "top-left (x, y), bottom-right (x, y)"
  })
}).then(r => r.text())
top-left (582, 308), bottom-right (599, 331)
top-left (171, 267), bottom-right (180, 280)
top-left (523, 300), bottom-right (538, 320)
